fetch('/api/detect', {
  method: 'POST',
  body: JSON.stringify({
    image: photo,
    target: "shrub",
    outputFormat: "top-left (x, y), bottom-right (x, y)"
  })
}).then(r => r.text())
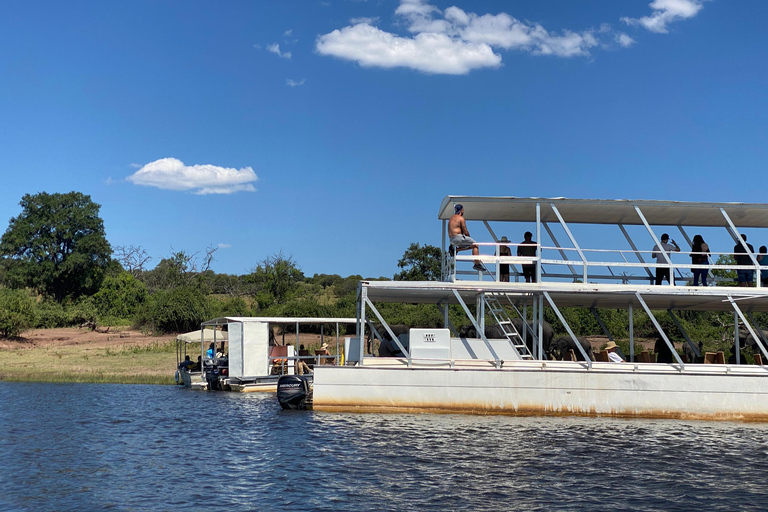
top-left (0, 288), bottom-right (37, 337)
top-left (93, 271), bottom-right (148, 321)
top-left (135, 286), bottom-right (211, 334)
top-left (34, 300), bottom-right (69, 328)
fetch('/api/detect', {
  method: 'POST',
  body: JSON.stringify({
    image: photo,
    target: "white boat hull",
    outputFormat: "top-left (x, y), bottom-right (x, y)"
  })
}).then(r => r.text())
top-left (313, 359), bottom-right (768, 421)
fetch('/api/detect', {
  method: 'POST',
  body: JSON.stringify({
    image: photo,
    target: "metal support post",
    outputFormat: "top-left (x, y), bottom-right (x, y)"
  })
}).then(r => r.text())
top-left (629, 301), bottom-right (634, 362)
top-left (619, 224), bottom-right (655, 282)
top-left (543, 292), bottom-right (591, 368)
top-left (735, 310), bottom-right (740, 365)
top-left (728, 295), bottom-right (768, 359)
top-left (589, 307), bottom-right (614, 341)
top-left (478, 293), bottom-right (486, 336)
top-left (551, 203), bottom-right (588, 282)
top-left (634, 293), bottom-right (685, 368)
top-left (366, 297), bottom-right (409, 364)
top-left (746, 311), bottom-right (768, 355)
top-left (358, 285), bottom-right (366, 365)
top-left (453, 290), bottom-right (501, 366)
top-left (538, 294), bottom-right (544, 360)
top-left (544, 222), bottom-right (578, 277)
top-left (667, 309), bottom-right (701, 359)
top-left (536, 202), bottom-right (542, 283)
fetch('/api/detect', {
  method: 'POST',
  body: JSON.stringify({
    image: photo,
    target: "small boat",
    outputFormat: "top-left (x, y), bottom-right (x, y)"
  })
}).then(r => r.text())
top-left (176, 317), bottom-right (356, 392)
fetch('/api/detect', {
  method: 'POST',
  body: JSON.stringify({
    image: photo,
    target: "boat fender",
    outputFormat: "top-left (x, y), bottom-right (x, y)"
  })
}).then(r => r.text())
top-left (174, 370), bottom-right (180, 384)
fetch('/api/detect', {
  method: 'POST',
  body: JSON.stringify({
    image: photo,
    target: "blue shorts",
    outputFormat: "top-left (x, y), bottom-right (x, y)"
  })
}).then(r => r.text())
top-left (737, 270), bottom-right (754, 283)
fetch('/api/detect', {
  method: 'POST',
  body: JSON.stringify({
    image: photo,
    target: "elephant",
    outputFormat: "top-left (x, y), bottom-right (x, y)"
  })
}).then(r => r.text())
top-left (653, 337), bottom-right (677, 364)
top-left (682, 340), bottom-right (704, 363)
top-left (737, 328), bottom-right (768, 353)
top-left (370, 323), bottom-right (410, 357)
top-left (547, 336), bottom-right (595, 362)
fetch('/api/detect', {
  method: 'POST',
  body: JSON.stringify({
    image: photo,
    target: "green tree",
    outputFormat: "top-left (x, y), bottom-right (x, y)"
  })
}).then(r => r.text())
top-left (394, 243), bottom-right (442, 281)
top-left (0, 288), bottom-right (37, 338)
top-left (0, 192), bottom-right (111, 302)
top-left (247, 252), bottom-right (304, 305)
top-left (712, 254), bottom-right (737, 286)
top-left (134, 286), bottom-right (211, 334)
top-left (93, 271), bottom-right (148, 320)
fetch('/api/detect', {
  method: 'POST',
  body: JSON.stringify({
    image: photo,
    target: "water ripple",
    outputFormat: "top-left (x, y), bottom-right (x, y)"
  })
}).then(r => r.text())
top-left (2, 382), bottom-right (768, 511)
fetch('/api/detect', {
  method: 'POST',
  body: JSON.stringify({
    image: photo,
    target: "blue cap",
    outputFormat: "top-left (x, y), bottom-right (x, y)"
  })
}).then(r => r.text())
top-left (454, 204), bottom-right (463, 213)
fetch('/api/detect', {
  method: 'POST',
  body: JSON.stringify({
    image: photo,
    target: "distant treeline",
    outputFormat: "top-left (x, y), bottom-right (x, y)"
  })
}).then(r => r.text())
top-left (0, 192), bottom-right (761, 355)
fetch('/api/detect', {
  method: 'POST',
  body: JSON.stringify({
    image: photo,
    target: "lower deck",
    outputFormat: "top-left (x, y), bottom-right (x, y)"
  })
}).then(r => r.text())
top-left (312, 357), bottom-right (768, 420)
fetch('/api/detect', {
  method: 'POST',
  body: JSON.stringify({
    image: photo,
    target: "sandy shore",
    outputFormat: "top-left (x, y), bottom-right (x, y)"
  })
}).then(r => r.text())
top-left (0, 327), bottom-right (178, 385)
top-left (0, 327), bottom-right (350, 385)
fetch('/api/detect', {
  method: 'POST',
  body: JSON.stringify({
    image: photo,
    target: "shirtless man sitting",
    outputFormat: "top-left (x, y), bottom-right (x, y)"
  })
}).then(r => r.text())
top-left (448, 204), bottom-right (483, 270)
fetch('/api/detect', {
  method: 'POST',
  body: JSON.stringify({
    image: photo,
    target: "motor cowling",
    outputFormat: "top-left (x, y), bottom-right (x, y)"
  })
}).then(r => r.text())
top-left (277, 375), bottom-right (311, 410)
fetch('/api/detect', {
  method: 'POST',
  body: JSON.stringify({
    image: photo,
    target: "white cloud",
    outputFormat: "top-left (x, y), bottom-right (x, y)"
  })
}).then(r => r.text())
top-left (621, 0), bottom-right (704, 34)
top-left (127, 158), bottom-right (258, 195)
top-left (267, 43), bottom-right (292, 59)
top-left (316, 0), bottom-right (704, 74)
top-left (217, 243), bottom-right (232, 249)
top-left (615, 33), bottom-right (636, 47)
top-left (286, 78), bottom-right (306, 87)
top-left (284, 29), bottom-right (293, 37)
top-left (317, 0), bottom-right (612, 74)
top-left (316, 23), bottom-right (501, 74)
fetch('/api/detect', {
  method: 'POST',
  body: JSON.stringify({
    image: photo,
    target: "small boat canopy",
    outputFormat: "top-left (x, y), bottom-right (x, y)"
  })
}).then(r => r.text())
top-left (176, 329), bottom-right (229, 343)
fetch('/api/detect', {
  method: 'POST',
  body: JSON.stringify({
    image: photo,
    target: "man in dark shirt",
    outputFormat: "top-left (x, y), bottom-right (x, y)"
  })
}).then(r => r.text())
top-left (734, 234), bottom-right (755, 287)
top-left (517, 231), bottom-right (538, 283)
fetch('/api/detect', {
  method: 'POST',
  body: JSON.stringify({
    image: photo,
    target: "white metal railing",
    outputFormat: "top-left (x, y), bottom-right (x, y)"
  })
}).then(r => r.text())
top-left (449, 242), bottom-right (768, 287)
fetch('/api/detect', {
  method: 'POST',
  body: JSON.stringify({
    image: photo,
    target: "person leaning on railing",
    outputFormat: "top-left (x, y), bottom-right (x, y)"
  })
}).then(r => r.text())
top-left (690, 234), bottom-right (710, 287)
top-left (734, 234), bottom-right (755, 287)
top-left (759, 246), bottom-right (768, 288)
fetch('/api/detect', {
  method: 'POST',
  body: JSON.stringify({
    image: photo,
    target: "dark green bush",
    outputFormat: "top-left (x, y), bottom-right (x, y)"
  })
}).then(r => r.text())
top-left (34, 300), bottom-right (69, 328)
top-left (93, 271), bottom-right (148, 321)
top-left (134, 286), bottom-right (211, 334)
top-left (0, 288), bottom-right (37, 337)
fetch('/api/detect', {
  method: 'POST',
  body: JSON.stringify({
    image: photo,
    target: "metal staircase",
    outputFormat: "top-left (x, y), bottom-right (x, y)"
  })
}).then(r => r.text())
top-left (482, 293), bottom-right (534, 360)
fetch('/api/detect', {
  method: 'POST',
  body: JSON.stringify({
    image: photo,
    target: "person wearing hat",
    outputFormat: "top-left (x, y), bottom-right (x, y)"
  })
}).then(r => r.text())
top-left (316, 342), bottom-right (331, 365)
top-left (448, 204), bottom-right (483, 271)
top-left (604, 341), bottom-right (625, 363)
top-left (498, 236), bottom-right (512, 282)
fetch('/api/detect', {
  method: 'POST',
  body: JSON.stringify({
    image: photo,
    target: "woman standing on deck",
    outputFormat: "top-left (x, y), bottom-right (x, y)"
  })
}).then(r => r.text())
top-left (691, 235), bottom-right (710, 286)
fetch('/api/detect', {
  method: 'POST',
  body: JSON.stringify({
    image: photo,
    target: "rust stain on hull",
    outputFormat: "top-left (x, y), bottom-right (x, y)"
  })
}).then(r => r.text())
top-left (312, 401), bottom-right (768, 422)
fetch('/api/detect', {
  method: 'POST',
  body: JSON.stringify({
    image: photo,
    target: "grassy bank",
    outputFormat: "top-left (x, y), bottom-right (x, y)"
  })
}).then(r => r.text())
top-left (0, 339), bottom-right (177, 385)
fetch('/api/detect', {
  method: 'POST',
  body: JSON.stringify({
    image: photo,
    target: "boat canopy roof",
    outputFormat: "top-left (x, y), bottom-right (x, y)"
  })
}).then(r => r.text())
top-left (360, 280), bottom-right (768, 313)
top-left (201, 316), bottom-right (357, 326)
top-left (438, 196), bottom-right (768, 228)
top-left (176, 329), bottom-right (229, 343)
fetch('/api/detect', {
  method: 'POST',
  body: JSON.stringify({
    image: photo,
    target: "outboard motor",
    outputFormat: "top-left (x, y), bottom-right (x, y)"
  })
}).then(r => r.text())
top-left (277, 375), bottom-right (312, 411)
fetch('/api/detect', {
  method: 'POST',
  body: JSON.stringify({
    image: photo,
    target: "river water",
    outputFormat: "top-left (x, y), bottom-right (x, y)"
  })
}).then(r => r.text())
top-left (1, 382), bottom-right (767, 511)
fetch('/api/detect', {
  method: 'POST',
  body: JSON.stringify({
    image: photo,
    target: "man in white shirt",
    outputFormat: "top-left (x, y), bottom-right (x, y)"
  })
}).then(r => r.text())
top-left (605, 341), bottom-right (624, 363)
top-left (651, 233), bottom-right (680, 285)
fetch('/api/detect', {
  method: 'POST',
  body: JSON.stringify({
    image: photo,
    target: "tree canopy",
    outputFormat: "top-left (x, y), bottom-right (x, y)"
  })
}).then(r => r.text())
top-left (0, 191), bottom-right (112, 302)
top-left (394, 243), bottom-right (442, 281)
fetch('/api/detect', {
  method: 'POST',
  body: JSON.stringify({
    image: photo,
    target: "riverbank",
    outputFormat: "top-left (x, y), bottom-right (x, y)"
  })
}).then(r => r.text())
top-left (0, 327), bottom-right (350, 385)
top-left (0, 327), bottom-right (177, 385)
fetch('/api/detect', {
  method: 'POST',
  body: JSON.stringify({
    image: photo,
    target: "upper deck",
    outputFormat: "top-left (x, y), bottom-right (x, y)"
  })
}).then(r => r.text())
top-left (438, 196), bottom-right (768, 291)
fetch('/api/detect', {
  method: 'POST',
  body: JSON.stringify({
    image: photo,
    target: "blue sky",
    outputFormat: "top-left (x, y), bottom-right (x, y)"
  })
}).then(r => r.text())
top-left (1, 0), bottom-right (766, 279)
